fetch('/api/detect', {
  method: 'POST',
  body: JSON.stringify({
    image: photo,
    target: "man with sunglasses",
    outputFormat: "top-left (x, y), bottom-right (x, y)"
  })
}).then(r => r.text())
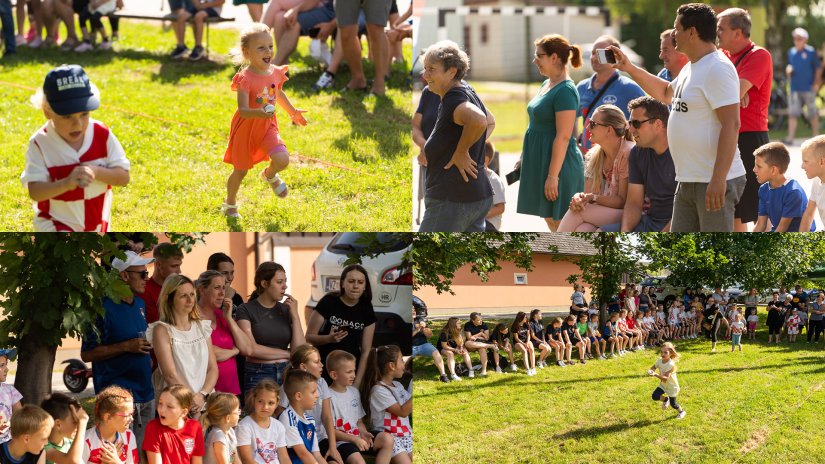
top-left (81, 250), bottom-right (156, 460)
top-left (609, 3), bottom-right (746, 232)
top-left (601, 97), bottom-right (676, 232)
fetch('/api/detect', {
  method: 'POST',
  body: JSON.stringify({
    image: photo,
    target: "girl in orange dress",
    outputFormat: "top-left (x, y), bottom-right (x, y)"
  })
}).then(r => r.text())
top-left (223, 23), bottom-right (307, 218)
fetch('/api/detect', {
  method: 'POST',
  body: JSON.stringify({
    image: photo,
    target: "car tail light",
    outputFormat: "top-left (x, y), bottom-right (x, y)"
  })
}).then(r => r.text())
top-left (381, 266), bottom-right (412, 285)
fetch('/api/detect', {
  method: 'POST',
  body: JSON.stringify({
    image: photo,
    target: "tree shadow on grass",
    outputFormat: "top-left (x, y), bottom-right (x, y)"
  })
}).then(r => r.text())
top-left (552, 417), bottom-right (672, 441)
top-left (328, 94), bottom-right (409, 161)
top-left (0, 47), bottom-right (166, 70)
top-left (152, 58), bottom-right (227, 84)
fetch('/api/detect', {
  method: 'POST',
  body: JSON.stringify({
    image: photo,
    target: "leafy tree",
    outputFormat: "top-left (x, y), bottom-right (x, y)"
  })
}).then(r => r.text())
top-left (639, 233), bottom-right (825, 294)
top-left (560, 233), bottom-right (646, 325)
top-left (411, 233), bottom-right (539, 294)
top-left (0, 233), bottom-right (205, 406)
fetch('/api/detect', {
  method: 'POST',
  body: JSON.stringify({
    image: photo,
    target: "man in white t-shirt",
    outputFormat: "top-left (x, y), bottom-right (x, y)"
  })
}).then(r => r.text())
top-left (610, 3), bottom-right (746, 231)
top-left (800, 135), bottom-right (825, 231)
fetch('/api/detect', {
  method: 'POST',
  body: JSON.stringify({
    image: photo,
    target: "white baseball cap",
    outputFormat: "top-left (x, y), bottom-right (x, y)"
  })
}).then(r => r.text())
top-left (792, 27), bottom-right (809, 40)
top-left (112, 251), bottom-right (154, 272)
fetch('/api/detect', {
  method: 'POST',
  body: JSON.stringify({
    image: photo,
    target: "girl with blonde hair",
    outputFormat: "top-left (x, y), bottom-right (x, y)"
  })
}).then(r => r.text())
top-left (647, 342), bottom-right (686, 419)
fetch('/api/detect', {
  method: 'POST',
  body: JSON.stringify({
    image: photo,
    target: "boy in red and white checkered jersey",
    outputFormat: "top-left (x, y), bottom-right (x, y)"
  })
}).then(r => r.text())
top-left (325, 350), bottom-right (392, 464)
top-left (21, 64), bottom-right (130, 232)
top-left (362, 345), bottom-right (411, 464)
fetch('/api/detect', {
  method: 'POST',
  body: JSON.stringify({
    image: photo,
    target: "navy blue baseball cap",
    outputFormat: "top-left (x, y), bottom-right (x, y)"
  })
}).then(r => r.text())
top-left (0, 348), bottom-right (17, 361)
top-left (43, 64), bottom-right (100, 116)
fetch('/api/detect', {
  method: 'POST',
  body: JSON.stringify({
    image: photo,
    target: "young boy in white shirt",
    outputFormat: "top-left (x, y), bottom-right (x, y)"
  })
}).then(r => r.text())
top-left (800, 135), bottom-right (825, 232)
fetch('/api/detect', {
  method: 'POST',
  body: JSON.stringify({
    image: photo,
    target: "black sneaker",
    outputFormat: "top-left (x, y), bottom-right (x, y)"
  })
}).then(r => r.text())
top-left (170, 44), bottom-right (188, 59)
top-left (312, 71), bottom-right (335, 91)
top-left (189, 45), bottom-right (205, 61)
top-left (439, 374), bottom-right (449, 383)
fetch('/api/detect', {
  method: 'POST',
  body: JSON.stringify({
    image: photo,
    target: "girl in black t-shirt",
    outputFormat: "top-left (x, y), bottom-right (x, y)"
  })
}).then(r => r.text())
top-left (528, 309), bottom-right (552, 369)
top-left (437, 317), bottom-right (473, 381)
top-left (306, 264), bottom-right (377, 387)
top-left (562, 315), bottom-right (586, 365)
top-left (489, 323), bottom-right (516, 372)
top-left (510, 312), bottom-right (536, 375)
top-left (545, 318), bottom-right (566, 367)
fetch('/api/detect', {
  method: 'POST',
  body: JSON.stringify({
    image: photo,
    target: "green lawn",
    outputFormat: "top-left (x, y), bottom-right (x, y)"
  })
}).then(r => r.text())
top-left (414, 314), bottom-right (825, 463)
top-left (0, 21), bottom-right (412, 231)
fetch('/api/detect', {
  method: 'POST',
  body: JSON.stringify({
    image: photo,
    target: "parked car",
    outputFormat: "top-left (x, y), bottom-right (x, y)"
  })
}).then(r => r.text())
top-left (640, 276), bottom-right (684, 308)
top-left (306, 233), bottom-right (413, 354)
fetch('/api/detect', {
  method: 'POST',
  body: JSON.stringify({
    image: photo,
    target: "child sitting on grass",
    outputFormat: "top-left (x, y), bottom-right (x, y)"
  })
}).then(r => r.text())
top-left (325, 350), bottom-right (393, 464)
top-left (0, 405), bottom-right (53, 464)
top-left (753, 141), bottom-right (815, 232)
top-left (489, 323), bottom-right (516, 373)
top-left (0, 348), bottom-right (22, 445)
top-left (545, 317), bottom-right (567, 366)
top-left (22, 64), bottom-right (130, 232)
top-left (40, 393), bottom-right (88, 464)
top-left (437, 317), bottom-right (473, 381)
top-left (586, 313), bottom-right (607, 359)
top-left (277, 370), bottom-right (328, 464)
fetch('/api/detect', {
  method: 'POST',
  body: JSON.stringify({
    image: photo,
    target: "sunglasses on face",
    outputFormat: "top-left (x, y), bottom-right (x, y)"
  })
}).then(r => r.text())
top-left (126, 270), bottom-right (150, 279)
top-left (588, 120), bottom-right (609, 130)
top-left (628, 118), bottom-right (657, 129)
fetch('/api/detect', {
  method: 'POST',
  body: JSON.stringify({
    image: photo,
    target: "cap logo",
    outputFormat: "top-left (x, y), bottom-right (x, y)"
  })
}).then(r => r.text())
top-left (56, 75), bottom-right (88, 92)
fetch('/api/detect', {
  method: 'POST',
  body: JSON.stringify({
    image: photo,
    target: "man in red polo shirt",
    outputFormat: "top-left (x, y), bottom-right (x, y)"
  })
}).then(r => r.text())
top-left (137, 242), bottom-right (183, 323)
top-left (717, 7), bottom-right (773, 232)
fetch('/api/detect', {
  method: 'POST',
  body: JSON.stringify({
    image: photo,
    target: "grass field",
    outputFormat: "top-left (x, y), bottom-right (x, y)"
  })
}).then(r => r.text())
top-left (413, 313), bottom-right (825, 464)
top-left (0, 21), bottom-right (412, 231)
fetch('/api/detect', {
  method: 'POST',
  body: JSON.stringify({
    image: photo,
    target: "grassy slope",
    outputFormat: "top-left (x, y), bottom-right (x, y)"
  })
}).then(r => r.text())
top-left (0, 22), bottom-right (412, 231)
top-left (413, 313), bottom-right (825, 464)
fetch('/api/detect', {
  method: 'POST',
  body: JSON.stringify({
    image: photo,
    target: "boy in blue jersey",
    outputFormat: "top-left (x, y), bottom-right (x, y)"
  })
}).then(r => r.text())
top-left (753, 142), bottom-right (816, 232)
top-left (278, 370), bottom-right (328, 464)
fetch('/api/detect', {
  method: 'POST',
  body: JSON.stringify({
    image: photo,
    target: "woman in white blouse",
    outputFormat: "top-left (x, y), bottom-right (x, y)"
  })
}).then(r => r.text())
top-left (149, 274), bottom-right (219, 415)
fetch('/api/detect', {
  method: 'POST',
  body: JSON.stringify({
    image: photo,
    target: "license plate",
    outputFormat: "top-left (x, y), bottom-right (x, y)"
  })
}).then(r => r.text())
top-left (325, 278), bottom-right (340, 293)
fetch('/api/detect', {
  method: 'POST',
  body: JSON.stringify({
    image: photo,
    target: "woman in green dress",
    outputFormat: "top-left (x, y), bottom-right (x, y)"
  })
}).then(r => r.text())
top-left (516, 34), bottom-right (585, 231)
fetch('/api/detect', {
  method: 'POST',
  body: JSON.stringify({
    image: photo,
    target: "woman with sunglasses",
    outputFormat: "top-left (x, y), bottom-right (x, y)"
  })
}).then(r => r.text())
top-left (516, 33), bottom-right (584, 231)
top-left (557, 104), bottom-right (634, 231)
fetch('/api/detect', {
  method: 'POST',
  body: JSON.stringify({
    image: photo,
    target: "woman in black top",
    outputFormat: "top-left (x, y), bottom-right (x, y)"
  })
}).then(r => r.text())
top-left (510, 312), bottom-right (536, 375)
top-left (766, 301), bottom-right (784, 344)
top-left (306, 264), bottom-right (376, 387)
top-left (528, 309), bottom-right (552, 368)
top-left (419, 40), bottom-right (496, 232)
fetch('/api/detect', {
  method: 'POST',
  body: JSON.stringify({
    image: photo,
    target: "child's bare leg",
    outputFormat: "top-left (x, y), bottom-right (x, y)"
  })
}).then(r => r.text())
top-left (390, 451), bottom-right (412, 464)
top-left (373, 432), bottom-right (393, 464)
top-left (225, 169), bottom-right (248, 211)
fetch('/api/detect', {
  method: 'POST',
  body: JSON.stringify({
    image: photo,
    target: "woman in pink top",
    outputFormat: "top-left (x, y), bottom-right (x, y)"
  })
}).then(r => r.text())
top-left (558, 104), bottom-right (634, 231)
top-left (195, 270), bottom-right (252, 395)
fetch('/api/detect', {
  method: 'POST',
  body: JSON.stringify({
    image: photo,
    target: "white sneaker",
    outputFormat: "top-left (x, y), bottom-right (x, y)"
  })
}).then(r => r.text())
top-left (450, 374), bottom-right (461, 382)
top-left (319, 42), bottom-right (332, 66)
top-left (558, 360), bottom-right (566, 367)
top-left (74, 41), bottom-right (93, 52)
top-left (677, 410), bottom-right (687, 419)
top-left (600, 354), bottom-right (608, 359)
top-left (468, 370), bottom-right (474, 379)
top-left (495, 366), bottom-right (502, 373)
top-left (99, 40), bottom-right (111, 50)
top-left (510, 364), bottom-right (517, 372)
top-left (661, 399), bottom-right (669, 410)
top-left (28, 36), bottom-right (42, 48)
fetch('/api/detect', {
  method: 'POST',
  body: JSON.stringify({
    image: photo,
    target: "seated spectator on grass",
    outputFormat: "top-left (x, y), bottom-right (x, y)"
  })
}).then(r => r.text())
top-left (489, 323), bottom-right (515, 372)
top-left (262, 0), bottom-right (335, 66)
top-left (545, 317), bottom-right (568, 366)
top-left (528, 310), bottom-right (552, 368)
top-left (463, 312), bottom-right (499, 376)
top-left (0, 405), bottom-right (53, 464)
top-left (171, 0), bottom-right (225, 60)
top-left (437, 317), bottom-right (473, 381)
top-left (412, 315), bottom-right (448, 383)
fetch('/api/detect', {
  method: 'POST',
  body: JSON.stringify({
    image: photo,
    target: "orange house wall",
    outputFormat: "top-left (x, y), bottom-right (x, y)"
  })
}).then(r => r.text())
top-left (417, 254), bottom-right (590, 312)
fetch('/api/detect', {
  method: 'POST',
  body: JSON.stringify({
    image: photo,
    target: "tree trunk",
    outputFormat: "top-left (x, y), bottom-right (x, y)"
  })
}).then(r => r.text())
top-left (765, 0), bottom-right (788, 73)
top-left (15, 332), bottom-right (56, 406)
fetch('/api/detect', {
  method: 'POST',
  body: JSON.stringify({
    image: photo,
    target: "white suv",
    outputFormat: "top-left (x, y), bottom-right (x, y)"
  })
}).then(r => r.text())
top-left (306, 233), bottom-right (413, 354)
